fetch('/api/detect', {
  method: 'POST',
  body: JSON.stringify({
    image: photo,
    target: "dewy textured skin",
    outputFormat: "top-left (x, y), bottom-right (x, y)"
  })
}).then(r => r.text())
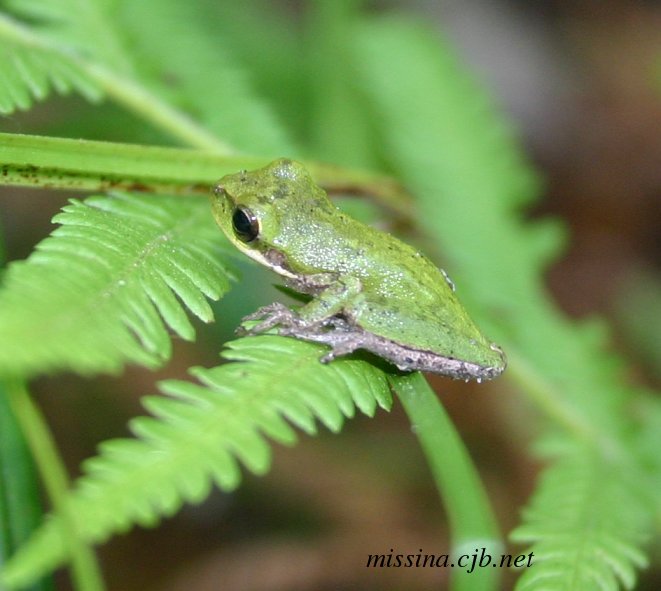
top-left (211, 159), bottom-right (506, 381)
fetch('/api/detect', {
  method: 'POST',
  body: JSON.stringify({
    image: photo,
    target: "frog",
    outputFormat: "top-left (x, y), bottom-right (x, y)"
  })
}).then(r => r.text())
top-left (211, 158), bottom-right (506, 381)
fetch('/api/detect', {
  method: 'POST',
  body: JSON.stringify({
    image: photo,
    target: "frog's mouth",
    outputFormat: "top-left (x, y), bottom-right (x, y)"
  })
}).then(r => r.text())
top-left (235, 244), bottom-right (299, 281)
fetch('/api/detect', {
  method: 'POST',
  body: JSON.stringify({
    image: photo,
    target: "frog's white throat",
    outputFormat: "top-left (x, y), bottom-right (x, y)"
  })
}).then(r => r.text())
top-left (238, 244), bottom-right (299, 280)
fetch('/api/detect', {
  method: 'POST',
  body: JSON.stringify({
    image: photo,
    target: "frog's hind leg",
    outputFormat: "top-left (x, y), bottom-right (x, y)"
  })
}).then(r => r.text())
top-left (278, 319), bottom-right (367, 363)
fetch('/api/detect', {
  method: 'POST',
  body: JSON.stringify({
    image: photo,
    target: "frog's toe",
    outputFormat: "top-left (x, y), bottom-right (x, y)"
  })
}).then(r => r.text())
top-left (244, 317), bottom-right (280, 334)
top-left (242, 302), bottom-right (290, 322)
top-left (236, 319), bottom-right (267, 335)
top-left (319, 351), bottom-right (336, 364)
top-left (240, 302), bottom-right (302, 335)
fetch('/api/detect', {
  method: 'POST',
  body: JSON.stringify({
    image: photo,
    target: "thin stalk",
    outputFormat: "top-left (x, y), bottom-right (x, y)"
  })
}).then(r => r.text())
top-left (0, 132), bottom-right (413, 218)
top-left (0, 380), bottom-right (54, 591)
top-left (6, 381), bottom-right (105, 591)
top-left (391, 372), bottom-right (502, 591)
top-left (84, 62), bottom-right (233, 153)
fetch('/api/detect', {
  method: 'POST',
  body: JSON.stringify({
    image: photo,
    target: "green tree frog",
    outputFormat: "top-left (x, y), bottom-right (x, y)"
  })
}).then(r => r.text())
top-left (212, 159), bottom-right (506, 381)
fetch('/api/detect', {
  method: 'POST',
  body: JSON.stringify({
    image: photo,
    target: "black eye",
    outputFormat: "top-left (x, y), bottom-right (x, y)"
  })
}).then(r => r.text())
top-left (232, 207), bottom-right (259, 242)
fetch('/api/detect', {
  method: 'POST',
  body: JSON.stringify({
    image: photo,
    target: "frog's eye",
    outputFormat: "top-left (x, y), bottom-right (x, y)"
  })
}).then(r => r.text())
top-left (232, 207), bottom-right (260, 242)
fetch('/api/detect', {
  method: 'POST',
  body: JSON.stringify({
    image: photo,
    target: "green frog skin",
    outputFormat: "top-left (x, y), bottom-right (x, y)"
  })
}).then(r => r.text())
top-left (211, 159), bottom-right (506, 381)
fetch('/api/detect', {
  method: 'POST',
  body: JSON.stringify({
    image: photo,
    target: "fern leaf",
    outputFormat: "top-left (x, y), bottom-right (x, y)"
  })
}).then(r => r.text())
top-left (0, 0), bottom-right (137, 113)
top-left (3, 0), bottom-right (132, 72)
top-left (0, 13), bottom-right (103, 113)
top-left (0, 336), bottom-right (392, 588)
top-left (511, 448), bottom-right (649, 591)
top-left (117, 0), bottom-right (295, 156)
top-left (0, 192), bottom-right (235, 376)
top-left (1, 1), bottom-right (293, 152)
top-left (351, 16), bottom-right (657, 590)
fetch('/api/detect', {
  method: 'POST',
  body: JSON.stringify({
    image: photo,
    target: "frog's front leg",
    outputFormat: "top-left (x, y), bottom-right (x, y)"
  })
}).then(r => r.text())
top-left (238, 302), bottom-right (301, 335)
top-left (238, 276), bottom-right (362, 335)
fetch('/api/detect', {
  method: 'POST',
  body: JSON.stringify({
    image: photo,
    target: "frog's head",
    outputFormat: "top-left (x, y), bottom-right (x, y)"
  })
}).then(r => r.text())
top-left (212, 159), bottom-right (332, 276)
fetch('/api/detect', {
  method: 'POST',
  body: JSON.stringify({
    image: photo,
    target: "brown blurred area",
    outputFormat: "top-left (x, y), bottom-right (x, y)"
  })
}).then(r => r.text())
top-left (1, 1), bottom-right (659, 590)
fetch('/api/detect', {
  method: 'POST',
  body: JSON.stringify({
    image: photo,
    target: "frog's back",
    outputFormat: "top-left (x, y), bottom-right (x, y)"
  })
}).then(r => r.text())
top-left (280, 194), bottom-right (503, 374)
top-left (310, 211), bottom-right (453, 306)
top-left (321, 217), bottom-right (503, 373)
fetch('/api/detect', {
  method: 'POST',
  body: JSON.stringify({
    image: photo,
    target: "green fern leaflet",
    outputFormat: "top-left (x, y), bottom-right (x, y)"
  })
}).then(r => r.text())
top-left (511, 448), bottom-right (650, 591)
top-left (0, 192), bottom-right (235, 376)
top-left (0, 335), bottom-right (392, 588)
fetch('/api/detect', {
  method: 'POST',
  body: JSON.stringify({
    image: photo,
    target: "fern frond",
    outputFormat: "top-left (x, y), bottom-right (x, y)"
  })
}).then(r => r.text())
top-left (3, 0), bottom-right (132, 72)
top-left (0, 336), bottom-right (392, 588)
top-left (0, 13), bottom-right (102, 113)
top-left (2, 0), bottom-right (295, 153)
top-left (117, 0), bottom-right (295, 155)
top-left (0, 0), bottom-right (137, 113)
top-left (511, 448), bottom-right (649, 591)
top-left (0, 192), bottom-right (234, 376)
top-left (351, 16), bottom-right (657, 590)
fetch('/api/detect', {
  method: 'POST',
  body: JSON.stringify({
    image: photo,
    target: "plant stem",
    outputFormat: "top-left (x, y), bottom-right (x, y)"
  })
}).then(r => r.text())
top-left (6, 381), bottom-right (105, 591)
top-left (85, 63), bottom-right (233, 153)
top-left (0, 132), bottom-right (413, 218)
top-left (391, 372), bottom-right (502, 591)
top-left (0, 380), bottom-right (54, 591)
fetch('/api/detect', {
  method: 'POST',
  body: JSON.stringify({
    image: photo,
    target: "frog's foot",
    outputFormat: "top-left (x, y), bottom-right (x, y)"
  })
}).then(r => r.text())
top-left (278, 321), bottom-right (364, 364)
top-left (319, 338), bottom-right (362, 364)
top-left (238, 302), bottom-right (301, 335)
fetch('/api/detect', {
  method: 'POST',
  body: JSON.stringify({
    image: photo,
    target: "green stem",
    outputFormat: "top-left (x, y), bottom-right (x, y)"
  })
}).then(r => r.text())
top-left (6, 381), bottom-right (105, 591)
top-left (0, 132), bottom-right (413, 218)
top-left (0, 381), bottom-right (54, 591)
top-left (85, 62), bottom-right (233, 153)
top-left (0, 131), bottom-right (261, 195)
top-left (391, 372), bottom-right (502, 591)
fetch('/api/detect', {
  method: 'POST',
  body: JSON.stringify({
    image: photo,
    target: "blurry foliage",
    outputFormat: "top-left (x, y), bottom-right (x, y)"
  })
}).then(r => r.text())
top-left (616, 272), bottom-right (661, 380)
top-left (0, 1), bottom-right (660, 590)
top-left (0, 381), bottom-right (54, 591)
